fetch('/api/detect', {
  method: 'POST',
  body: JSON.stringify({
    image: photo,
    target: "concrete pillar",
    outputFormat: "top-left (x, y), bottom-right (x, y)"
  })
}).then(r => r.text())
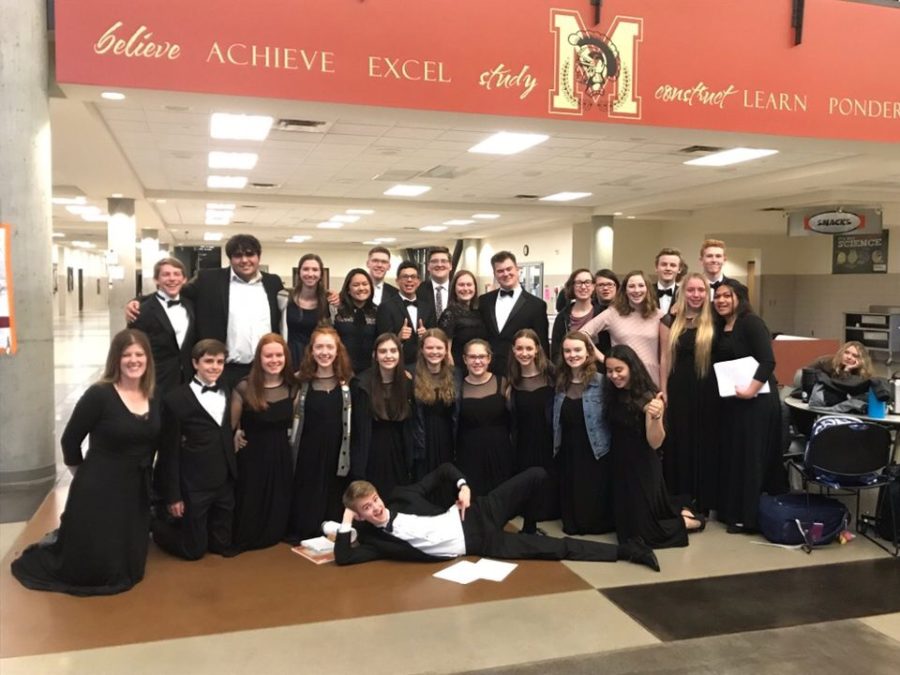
top-left (572, 215), bottom-right (615, 271)
top-left (107, 198), bottom-right (136, 335)
top-left (140, 228), bottom-right (160, 295)
top-left (0, 0), bottom-right (57, 495)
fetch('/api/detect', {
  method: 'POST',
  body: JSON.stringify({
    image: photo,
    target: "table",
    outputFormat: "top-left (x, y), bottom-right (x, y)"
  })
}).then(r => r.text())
top-left (784, 395), bottom-right (900, 457)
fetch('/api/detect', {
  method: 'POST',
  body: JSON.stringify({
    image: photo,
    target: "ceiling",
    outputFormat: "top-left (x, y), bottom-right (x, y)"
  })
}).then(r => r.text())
top-left (50, 83), bottom-right (900, 250)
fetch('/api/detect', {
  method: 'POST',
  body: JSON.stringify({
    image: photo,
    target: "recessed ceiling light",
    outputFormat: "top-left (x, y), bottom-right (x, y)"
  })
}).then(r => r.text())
top-left (384, 184), bottom-right (431, 197)
top-left (683, 147), bottom-right (778, 167)
top-left (53, 196), bottom-right (86, 206)
top-left (207, 175), bottom-right (248, 189)
top-left (626, 215), bottom-right (636, 220)
top-left (206, 202), bottom-right (236, 210)
top-left (286, 235), bottom-right (312, 243)
top-left (110, 193), bottom-right (123, 198)
top-left (374, 237), bottom-right (396, 243)
top-left (329, 214), bottom-right (360, 223)
top-left (472, 213), bottom-right (500, 220)
top-left (204, 232), bottom-right (224, 241)
top-left (346, 209), bottom-right (375, 215)
top-left (443, 219), bottom-right (475, 226)
top-left (208, 151), bottom-right (258, 170)
top-left (153, 198), bottom-right (167, 204)
top-left (613, 211), bottom-right (623, 216)
top-left (317, 221), bottom-right (344, 229)
top-left (71, 240), bottom-right (96, 248)
top-left (420, 225), bottom-right (447, 232)
top-left (210, 113), bottom-right (273, 141)
top-left (361, 240), bottom-right (381, 245)
top-left (539, 192), bottom-right (592, 202)
top-left (81, 213), bottom-right (109, 222)
top-left (52, 232), bottom-right (65, 238)
top-left (101, 91), bottom-right (126, 101)
top-left (66, 205), bottom-right (100, 216)
top-left (205, 210), bottom-right (233, 225)
top-left (468, 131), bottom-right (549, 155)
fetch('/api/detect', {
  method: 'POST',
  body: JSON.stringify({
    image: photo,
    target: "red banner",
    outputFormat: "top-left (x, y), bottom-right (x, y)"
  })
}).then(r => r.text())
top-left (55, 0), bottom-right (900, 142)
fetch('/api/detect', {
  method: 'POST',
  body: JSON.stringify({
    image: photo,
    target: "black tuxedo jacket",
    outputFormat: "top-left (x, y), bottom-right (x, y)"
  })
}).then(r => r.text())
top-left (416, 279), bottom-right (444, 318)
top-left (158, 383), bottom-right (237, 504)
top-left (129, 295), bottom-right (196, 395)
top-left (379, 282), bottom-right (400, 304)
top-left (334, 463), bottom-right (465, 565)
top-left (181, 267), bottom-right (284, 346)
top-left (375, 292), bottom-right (437, 365)
top-left (479, 288), bottom-right (549, 375)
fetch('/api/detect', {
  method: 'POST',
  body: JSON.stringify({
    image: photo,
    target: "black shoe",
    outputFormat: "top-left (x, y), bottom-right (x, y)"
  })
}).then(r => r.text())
top-left (619, 537), bottom-right (660, 572)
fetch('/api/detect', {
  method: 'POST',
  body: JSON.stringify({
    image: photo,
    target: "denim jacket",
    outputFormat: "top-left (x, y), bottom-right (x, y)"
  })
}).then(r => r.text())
top-left (552, 372), bottom-right (610, 460)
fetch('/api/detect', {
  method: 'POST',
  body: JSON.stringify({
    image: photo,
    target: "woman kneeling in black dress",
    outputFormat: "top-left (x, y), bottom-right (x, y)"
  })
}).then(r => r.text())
top-left (605, 345), bottom-right (704, 548)
top-left (11, 329), bottom-right (161, 595)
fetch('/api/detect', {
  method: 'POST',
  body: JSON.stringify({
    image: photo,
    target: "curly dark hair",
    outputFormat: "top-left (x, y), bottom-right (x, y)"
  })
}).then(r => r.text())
top-left (604, 344), bottom-right (658, 426)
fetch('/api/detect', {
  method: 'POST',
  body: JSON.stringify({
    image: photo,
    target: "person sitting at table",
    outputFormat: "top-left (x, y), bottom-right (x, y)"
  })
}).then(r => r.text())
top-left (805, 341), bottom-right (879, 411)
top-left (811, 341), bottom-right (874, 381)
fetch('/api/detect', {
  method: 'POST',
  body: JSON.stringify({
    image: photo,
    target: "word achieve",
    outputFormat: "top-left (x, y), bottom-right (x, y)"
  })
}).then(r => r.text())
top-left (368, 57), bottom-right (451, 83)
top-left (93, 21), bottom-right (181, 60)
top-left (207, 43), bottom-right (335, 72)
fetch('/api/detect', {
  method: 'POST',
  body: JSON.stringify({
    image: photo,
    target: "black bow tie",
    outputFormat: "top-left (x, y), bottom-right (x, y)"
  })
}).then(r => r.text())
top-left (711, 280), bottom-right (723, 290)
top-left (194, 379), bottom-right (220, 394)
top-left (158, 294), bottom-right (181, 307)
top-left (383, 511), bottom-right (398, 533)
top-left (403, 299), bottom-right (418, 308)
top-left (499, 289), bottom-right (515, 298)
top-left (657, 287), bottom-right (674, 297)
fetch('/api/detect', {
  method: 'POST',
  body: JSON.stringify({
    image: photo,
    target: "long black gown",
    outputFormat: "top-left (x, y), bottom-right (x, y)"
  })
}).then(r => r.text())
top-left (288, 377), bottom-right (347, 542)
top-left (419, 398), bottom-right (455, 473)
top-left (11, 384), bottom-right (160, 596)
top-left (511, 375), bottom-right (558, 520)
top-left (713, 315), bottom-right (786, 530)
top-left (286, 303), bottom-right (321, 366)
top-left (661, 320), bottom-right (720, 512)
top-left (610, 409), bottom-right (688, 548)
top-left (438, 303), bottom-right (488, 376)
top-left (455, 375), bottom-right (513, 496)
top-left (232, 381), bottom-right (295, 550)
top-left (558, 385), bottom-right (614, 535)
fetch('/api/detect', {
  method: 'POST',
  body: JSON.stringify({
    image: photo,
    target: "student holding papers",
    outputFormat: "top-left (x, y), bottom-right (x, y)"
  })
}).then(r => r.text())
top-left (328, 463), bottom-right (660, 571)
top-left (712, 280), bottom-right (787, 534)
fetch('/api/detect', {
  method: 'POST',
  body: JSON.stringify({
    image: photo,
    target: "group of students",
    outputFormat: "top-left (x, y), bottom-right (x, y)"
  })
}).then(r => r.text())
top-left (11, 233), bottom-right (792, 594)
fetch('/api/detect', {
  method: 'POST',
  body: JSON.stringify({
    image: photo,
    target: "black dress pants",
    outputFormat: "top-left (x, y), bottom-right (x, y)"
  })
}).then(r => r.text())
top-left (152, 481), bottom-right (235, 560)
top-left (462, 467), bottom-right (617, 562)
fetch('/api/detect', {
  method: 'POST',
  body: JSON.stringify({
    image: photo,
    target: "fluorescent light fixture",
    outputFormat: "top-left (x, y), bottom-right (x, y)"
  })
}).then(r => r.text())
top-left (206, 202), bottom-right (236, 210)
top-left (207, 175), bottom-right (248, 189)
top-left (52, 196), bottom-right (87, 206)
top-left (443, 219), bottom-right (475, 226)
top-left (329, 214), bottom-right (360, 223)
top-left (683, 147), bottom-right (779, 167)
top-left (71, 240), bottom-right (95, 248)
top-left (317, 221), bottom-right (344, 229)
top-left (472, 213), bottom-right (500, 220)
top-left (82, 213), bottom-right (109, 222)
top-left (468, 131), bottom-right (549, 155)
top-left (52, 232), bottom-right (65, 238)
top-left (374, 237), bottom-right (396, 243)
top-left (204, 232), bottom-right (224, 242)
top-left (205, 210), bottom-right (233, 225)
top-left (286, 235), bottom-right (312, 243)
top-left (613, 211), bottom-right (623, 216)
top-left (208, 151), bottom-right (258, 170)
top-left (210, 113), bottom-right (273, 141)
top-left (626, 215), bottom-right (636, 220)
top-left (101, 91), bottom-right (126, 101)
top-left (539, 192), bottom-right (592, 202)
top-left (361, 240), bottom-right (381, 245)
top-left (384, 184), bottom-right (431, 197)
top-left (66, 204), bottom-right (98, 215)
top-left (346, 209), bottom-right (375, 215)
top-left (111, 193), bottom-right (123, 198)
top-left (420, 225), bottom-right (447, 232)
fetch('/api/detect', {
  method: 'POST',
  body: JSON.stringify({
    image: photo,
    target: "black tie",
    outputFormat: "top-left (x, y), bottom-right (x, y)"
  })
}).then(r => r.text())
top-left (711, 280), bottom-right (722, 291)
top-left (167, 299), bottom-right (182, 307)
top-left (194, 378), bottom-right (219, 394)
top-left (384, 511), bottom-right (398, 533)
top-left (658, 287), bottom-right (673, 298)
top-left (499, 289), bottom-right (514, 298)
top-left (403, 299), bottom-right (418, 308)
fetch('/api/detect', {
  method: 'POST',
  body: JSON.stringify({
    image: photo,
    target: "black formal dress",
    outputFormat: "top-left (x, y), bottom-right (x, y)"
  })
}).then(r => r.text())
top-left (610, 407), bottom-right (688, 549)
top-left (660, 317), bottom-right (720, 512)
top-left (231, 381), bottom-right (295, 551)
top-left (455, 375), bottom-right (513, 496)
top-left (510, 374), bottom-right (558, 520)
top-left (437, 302), bottom-right (488, 376)
top-left (333, 305), bottom-right (377, 375)
top-left (479, 288), bottom-right (549, 376)
top-left (416, 398), bottom-right (455, 475)
top-left (12, 384), bottom-right (160, 596)
top-left (558, 384), bottom-right (614, 535)
top-left (713, 314), bottom-right (787, 530)
top-left (289, 377), bottom-right (348, 541)
top-left (286, 303), bottom-right (321, 366)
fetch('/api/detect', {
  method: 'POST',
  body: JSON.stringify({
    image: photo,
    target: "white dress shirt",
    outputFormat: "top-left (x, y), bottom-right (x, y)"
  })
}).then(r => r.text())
top-left (189, 378), bottom-right (227, 425)
top-left (656, 283), bottom-right (677, 314)
top-left (401, 294), bottom-right (419, 328)
top-left (156, 292), bottom-right (189, 348)
top-left (227, 270), bottom-right (270, 364)
top-left (383, 506), bottom-right (467, 558)
top-left (373, 282), bottom-right (385, 306)
top-left (494, 285), bottom-right (522, 333)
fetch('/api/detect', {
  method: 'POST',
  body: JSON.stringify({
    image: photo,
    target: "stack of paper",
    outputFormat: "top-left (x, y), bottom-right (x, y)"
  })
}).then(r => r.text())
top-left (713, 356), bottom-right (771, 397)
top-left (432, 558), bottom-right (518, 585)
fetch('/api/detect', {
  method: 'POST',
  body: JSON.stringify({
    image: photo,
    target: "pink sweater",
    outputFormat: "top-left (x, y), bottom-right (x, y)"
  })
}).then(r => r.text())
top-left (582, 307), bottom-right (664, 385)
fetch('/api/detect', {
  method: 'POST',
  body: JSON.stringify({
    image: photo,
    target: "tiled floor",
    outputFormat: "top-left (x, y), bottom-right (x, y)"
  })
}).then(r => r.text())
top-left (0, 311), bottom-right (897, 674)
